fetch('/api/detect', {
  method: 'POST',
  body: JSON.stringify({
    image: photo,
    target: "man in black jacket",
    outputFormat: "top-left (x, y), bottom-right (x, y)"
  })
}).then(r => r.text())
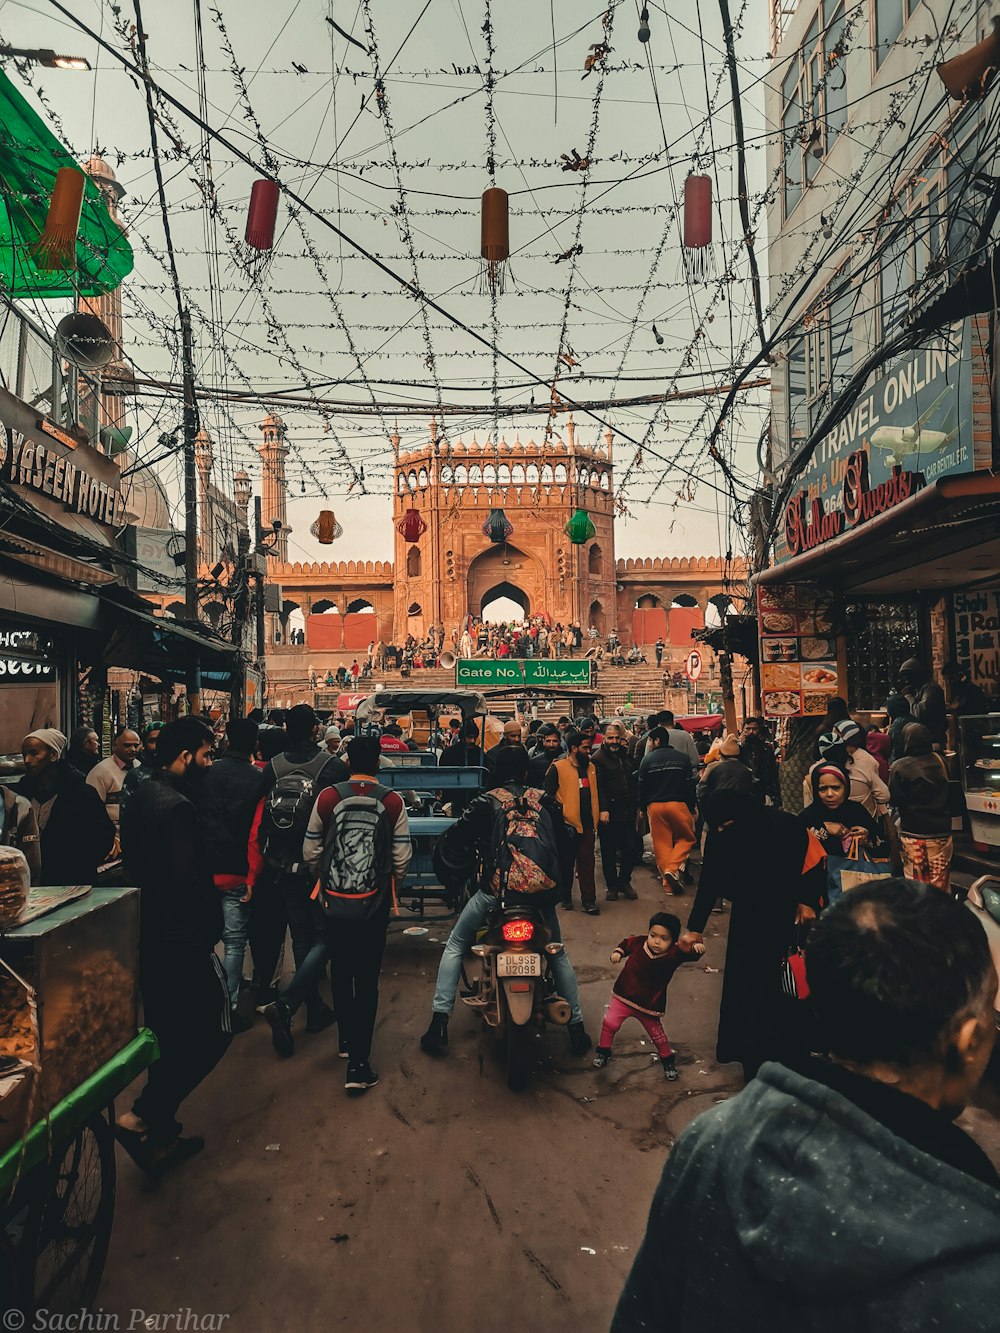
top-left (117, 718), bottom-right (231, 1175)
top-left (613, 879), bottom-right (999, 1331)
top-left (197, 717), bottom-right (266, 1030)
top-left (249, 704), bottom-right (345, 1027)
top-left (420, 746), bottom-right (592, 1058)
top-left (527, 723), bottom-right (562, 786)
top-left (593, 721), bottom-right (639, 901)
top-left (17, 728), bottom-right (114, 885)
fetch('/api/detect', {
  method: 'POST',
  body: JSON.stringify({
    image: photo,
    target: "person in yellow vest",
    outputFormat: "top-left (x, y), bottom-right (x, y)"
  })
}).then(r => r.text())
top-left (544, 728), bottom-right (603, 915)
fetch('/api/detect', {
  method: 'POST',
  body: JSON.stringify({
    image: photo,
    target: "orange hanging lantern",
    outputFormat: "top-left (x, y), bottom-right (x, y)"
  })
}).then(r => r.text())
top-left (242, 179), bottom-right (280, 278)
top-left (33, 167), bottom-right (86, 271)
top-left (310, 509), bottom-right (342, 545)
top-left (397, 508), bottom-right (427, 542)
top-left (480, 187), bottom-right (510, 298)
top-left (682, 173), bottom-right (714, 283)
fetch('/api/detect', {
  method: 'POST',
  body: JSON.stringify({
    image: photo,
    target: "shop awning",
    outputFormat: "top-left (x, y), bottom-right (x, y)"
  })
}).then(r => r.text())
top-left (0, 70), bottom-right (133, 297)
top-left (102, 600), bottom-right (238, 686)
top-left (758, 473), bottom-right (1000, 595)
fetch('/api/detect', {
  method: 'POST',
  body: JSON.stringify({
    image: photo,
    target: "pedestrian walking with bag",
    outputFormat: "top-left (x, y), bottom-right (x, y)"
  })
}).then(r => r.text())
top-left (799, 762), bottom-right (891, 901)
top-left (683, 790), bottom-right (825, 1080)
top-left (889, 722), bottom-right (953, 891)
top-left (304, 734), bottom-right (411, 1092)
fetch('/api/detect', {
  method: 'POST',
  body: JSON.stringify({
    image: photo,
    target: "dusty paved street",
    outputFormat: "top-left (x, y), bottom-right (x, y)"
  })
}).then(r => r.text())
top-left (98, 860), bottom-right (1000, 1332)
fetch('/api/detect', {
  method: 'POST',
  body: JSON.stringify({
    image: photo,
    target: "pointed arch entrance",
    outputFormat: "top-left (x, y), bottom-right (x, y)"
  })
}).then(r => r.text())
top-left (481, 582), bottom-right (530, 622)
top-left (466, 543), bottom-right (544, 621)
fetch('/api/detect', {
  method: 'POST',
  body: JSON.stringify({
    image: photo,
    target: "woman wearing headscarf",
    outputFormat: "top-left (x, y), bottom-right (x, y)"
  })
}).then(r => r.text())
top-left (798, 761), bottom-right (886, 860)
top-left (889, 722), bottom-right (953, 891)
top-left (15, 729), bottom-right (115, 885)
top-left (681, 791), bottom-right (825, 1080)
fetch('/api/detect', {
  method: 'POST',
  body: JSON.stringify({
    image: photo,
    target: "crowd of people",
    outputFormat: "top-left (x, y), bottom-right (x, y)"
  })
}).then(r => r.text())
top-left (4, 658), bottom-right (998, 1322)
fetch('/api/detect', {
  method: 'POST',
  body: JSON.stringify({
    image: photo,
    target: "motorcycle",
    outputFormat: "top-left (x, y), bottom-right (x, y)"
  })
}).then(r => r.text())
top-left (462, 902), bottom-right (571, 1090)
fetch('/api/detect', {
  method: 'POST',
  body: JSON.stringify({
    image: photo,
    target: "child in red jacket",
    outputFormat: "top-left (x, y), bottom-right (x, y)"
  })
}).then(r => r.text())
top-left (594, 912), bottom-right (703, 1079)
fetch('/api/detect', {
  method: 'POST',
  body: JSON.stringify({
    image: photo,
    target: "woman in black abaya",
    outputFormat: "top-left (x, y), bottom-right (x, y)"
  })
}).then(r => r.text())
top-left (681, 790), bottom-right (825, 1080)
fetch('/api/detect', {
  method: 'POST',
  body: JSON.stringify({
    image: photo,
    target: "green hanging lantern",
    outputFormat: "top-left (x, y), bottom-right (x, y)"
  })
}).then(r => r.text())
top-left (564, 508), bottom-right (596, 544)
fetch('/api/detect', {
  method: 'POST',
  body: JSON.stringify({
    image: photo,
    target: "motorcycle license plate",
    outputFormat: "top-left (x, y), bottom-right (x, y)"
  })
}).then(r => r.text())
top-left (497, 952), bottom-right (542, 978)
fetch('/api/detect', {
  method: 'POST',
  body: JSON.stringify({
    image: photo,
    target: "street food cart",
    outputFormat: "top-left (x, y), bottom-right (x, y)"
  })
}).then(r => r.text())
top-left (0, 886), bottom-right (157, 1312)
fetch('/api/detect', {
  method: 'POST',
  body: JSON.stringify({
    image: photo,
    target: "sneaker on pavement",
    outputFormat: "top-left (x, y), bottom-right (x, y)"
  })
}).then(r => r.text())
top-left (305, 1005), bottom-right (336, 1034)
top-left (582, 903), bottom-right (600, 916)
top-left (620, 884), bottom-right (638, 900)
top-left (568, 1021), bottom-right (593, 1056)
top-left (262, 999), bottom-right (294, 1057)
top-left (606, 890), bottom-right (619, 902)
top-left (561, 899), bottom-right (574, 911)
top-left (230, 1012), bottom-right (253, 1035)
top-left (345, 1062), bottom-right (380, 1094)
top-left (420, 1012), bottom-right (449, 1055)
top-left (662, 1055), bottom-right (678, 1081)
top-left (664, 871), bottom-right (684, 896)
top-left (593, 1047), bottom-right (611, 1068)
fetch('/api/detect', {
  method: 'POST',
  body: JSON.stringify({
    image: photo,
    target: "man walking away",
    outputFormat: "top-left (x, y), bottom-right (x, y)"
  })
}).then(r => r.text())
top-left (250, 704), bottom-right (346, 1033)
top-left (198, 718), bottom-right (266, 1031)
top-left (594, 721), bottom-right (639, 901)
top-left (304, 735), bottom-right (411, 1093)
top-left (117, 719), bottom-right (231, 1175)
top-left (544, 728), bottom-right (601, 914)
top-left (613, 879), bottom-right (999, 1331)
top-left (639, 727), bottom-right (696, 895)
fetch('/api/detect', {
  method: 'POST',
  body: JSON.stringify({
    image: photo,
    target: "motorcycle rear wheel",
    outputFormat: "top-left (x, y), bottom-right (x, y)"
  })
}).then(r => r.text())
top-left (505, 1019), bottom-right (533, 1091)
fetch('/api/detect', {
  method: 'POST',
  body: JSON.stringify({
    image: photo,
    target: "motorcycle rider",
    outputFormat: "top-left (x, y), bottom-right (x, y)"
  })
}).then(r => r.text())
top-left (419, 745), bottom-right (593, 1058)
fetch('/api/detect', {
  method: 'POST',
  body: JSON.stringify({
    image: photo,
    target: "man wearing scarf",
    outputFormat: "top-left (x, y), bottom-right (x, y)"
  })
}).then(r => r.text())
top-left (16, 728), bottom-right (114, 886)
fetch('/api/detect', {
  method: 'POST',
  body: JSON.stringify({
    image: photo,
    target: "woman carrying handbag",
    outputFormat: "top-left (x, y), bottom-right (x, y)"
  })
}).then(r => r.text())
top-left (798, 762), bottom-right (892, 902)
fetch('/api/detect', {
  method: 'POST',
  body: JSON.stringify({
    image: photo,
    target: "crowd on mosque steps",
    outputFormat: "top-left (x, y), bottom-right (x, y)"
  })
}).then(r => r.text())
top-left (4, 653), bottom-right (999, 1326)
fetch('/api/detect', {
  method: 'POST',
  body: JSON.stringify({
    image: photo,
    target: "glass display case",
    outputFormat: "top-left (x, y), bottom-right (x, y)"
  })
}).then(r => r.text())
top-left (959, 712), bottom-right (1000, 850)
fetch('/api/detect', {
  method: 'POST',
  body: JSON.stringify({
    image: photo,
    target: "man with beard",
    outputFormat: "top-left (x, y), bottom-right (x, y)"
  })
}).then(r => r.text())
top-left (594, 721), bottom-right (639, 900)
top-left (527, 722), bottom-right (563, 786)
top-left (117, 718), bottom-right (232, 1175)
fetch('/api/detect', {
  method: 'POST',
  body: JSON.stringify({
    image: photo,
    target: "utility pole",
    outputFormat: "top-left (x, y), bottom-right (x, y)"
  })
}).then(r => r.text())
top-left (254, 496), bottom-right (267, 710)
top-left (180, 307), bottom-right (201, 714)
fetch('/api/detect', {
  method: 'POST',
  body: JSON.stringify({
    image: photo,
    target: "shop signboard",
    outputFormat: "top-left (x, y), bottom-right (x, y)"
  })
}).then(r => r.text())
top-left (0, 627), bottom-right (56, 681)
top-left (455, 658), bottom-right (593, 688)
top-left (953, 589), bottom-right (1000, 693)
top-left (127, 527), bottom-right (185, 593)
top-left (775, 323), bottom-right (973, 563)
top-left (757, 584), bottom-right (839, 720)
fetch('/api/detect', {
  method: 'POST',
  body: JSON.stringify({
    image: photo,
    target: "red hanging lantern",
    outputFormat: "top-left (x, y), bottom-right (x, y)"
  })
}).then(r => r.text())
top-left (397, 508), bottom-right (427, 542)
top-left (242, 179), bottom-right (280, 278)
top-left (937, 25), bottom-right (1000, 99)
top-left (33, 167), bottom-right (85, 271)
top-left (480, 187), bottom-right (510, 298)
top-left (310, 510), bottom-right (342, 545)
top-left (482, 507), bottom-right (513, 544)
top-left (682, 173), bottom-right (714, 283)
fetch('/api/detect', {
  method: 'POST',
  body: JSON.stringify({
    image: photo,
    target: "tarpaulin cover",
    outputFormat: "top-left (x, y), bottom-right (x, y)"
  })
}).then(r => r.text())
top-left (0, 1027), bottom-right (158, 1195)
top-left (0, 69), bottom-right (133, 297)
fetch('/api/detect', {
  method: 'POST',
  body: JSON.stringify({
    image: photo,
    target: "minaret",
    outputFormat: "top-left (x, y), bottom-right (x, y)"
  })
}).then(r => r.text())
top-left (194, 427), bottom-right (214, 564)
top-left (234, 467), bottom-right (252, 534)
top-left (257, 413), bottom-right (289, 561)
top-left (79, 154), bottom-right (127, 448)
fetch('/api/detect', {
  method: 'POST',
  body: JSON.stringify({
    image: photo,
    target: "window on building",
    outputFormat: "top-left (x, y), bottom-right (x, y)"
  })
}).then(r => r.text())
top-left (780, 7), bottom-right (849, 219)
top-left (785, 267), bottom-right (856, 449)
top-left (874, 0), bottom-right (915, 67)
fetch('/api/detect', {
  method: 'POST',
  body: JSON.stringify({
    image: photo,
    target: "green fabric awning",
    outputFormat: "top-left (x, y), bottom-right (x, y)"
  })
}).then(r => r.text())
top-left (0, 69), bottom-right (133, 297)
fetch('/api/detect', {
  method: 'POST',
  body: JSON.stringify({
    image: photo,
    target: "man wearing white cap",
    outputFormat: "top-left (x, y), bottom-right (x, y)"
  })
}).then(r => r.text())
top-left (15, 729), bottom-right (114, 885)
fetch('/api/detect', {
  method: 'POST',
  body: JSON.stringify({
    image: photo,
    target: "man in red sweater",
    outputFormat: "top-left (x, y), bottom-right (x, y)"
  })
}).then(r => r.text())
top-left (593, 912), bottom-right (703, 1079)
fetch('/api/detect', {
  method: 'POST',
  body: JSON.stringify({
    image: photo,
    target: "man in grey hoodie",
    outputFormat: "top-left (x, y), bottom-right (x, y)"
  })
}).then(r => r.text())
top-left (613, 878), bottom-right (998, 1332)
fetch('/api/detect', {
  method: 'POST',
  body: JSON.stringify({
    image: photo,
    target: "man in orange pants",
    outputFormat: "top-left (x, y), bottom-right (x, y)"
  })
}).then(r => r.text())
top-left (638, 727), bottom-right (697, 895)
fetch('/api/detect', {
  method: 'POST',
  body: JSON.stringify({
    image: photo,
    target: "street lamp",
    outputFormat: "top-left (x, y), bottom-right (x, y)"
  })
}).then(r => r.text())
top-left (0, 46), bottom-right (91, 70)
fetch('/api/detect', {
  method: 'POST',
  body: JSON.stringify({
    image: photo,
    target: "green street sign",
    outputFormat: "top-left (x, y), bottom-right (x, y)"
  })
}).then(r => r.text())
top-left (455, 658), bottom-right (593, 688)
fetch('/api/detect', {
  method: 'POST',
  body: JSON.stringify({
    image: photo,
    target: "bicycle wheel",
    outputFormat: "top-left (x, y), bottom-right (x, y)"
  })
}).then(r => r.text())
top-left (20, 1110), bottom-right (117, 1312)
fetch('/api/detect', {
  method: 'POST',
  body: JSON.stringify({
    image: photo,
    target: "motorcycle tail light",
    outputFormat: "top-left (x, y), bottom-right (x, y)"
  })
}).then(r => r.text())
top-left (502, 919), bottom-right (535, 943)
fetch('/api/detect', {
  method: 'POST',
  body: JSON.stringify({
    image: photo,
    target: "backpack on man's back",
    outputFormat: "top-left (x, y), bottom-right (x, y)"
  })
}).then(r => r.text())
top-left (487, 786), bottom-right (559, 898)
top-left (259, 750), bottom-right (330, 873)
top-left (313, 780), bottom-right (394, 921)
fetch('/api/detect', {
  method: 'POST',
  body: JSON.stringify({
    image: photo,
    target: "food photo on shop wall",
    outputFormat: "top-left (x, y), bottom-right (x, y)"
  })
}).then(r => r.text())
top-left (0, 0), bottom-right (1000, 1329)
